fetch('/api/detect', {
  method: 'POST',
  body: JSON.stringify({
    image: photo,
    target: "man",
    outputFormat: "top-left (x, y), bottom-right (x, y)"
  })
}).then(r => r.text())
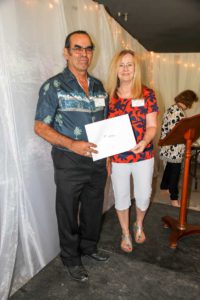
top-left (34, 31), bottom-right (109, 282)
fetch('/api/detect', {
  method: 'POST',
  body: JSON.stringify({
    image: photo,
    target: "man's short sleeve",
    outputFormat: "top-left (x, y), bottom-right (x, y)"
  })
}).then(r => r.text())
top-left (35, 80), bottom-right (58, 125)
top-left (104, 93), bottom-right (109, 118)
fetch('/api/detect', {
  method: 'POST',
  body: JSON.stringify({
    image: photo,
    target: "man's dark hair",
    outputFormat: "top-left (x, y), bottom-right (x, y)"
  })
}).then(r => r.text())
top-left (175, 90), bottom-right (198, 108)
top-left (65, 30), bottom-right (94, 48)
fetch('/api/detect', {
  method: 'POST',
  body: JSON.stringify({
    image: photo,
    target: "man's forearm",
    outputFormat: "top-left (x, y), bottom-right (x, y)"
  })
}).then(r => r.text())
top-left (34, 120), bottom-right (73, 150)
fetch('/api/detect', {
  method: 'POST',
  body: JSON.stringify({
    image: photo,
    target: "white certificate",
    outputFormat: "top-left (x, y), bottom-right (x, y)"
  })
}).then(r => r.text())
top-left (85, 114), bottom-right (136, 161)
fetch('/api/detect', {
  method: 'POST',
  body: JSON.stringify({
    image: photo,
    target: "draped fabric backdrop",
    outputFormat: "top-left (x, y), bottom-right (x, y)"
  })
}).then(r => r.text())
top-left (152, 52), bottom-right (200, 116)
top-left (0, 0), bottom-right (200, 299)
top-left (0, 1), bottom-right (67, 298)
top-left (152, 52), bottom-right (200, 165)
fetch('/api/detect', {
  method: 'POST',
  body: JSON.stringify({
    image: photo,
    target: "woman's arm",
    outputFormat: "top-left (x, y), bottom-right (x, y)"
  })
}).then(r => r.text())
top-left (132, 111), bottom-right (158, 154)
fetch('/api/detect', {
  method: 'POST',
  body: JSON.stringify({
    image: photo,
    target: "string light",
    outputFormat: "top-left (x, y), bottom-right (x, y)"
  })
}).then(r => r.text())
top-left (83, 4), bottom-right (99, 11)
top-left (153, 56), bottom-right (200, 72)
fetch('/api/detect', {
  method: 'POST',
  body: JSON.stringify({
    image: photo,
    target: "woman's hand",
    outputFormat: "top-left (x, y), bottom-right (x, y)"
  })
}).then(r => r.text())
top-left (131, 112), bottom-right (158, 154)
top-left (106, 157), bottom-right (112, 176)
top-left (131, 140), bottom-right (147, 154)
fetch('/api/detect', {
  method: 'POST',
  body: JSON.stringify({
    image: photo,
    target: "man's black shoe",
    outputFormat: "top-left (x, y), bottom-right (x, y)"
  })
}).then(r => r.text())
top-left (66, 265), bottom-right (88, 282)
top-left (85, 251), bottom-right (109, 262)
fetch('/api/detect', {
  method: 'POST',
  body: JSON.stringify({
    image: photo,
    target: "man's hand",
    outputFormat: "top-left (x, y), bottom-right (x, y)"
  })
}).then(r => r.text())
top-left (70, 140), bottom-right (98, 157)
top-left (34, 121), bottom-right (98, 157)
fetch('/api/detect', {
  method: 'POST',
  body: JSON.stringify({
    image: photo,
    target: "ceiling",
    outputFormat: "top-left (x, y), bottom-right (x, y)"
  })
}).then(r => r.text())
top-left (96, 0), bottom-right (200, 53)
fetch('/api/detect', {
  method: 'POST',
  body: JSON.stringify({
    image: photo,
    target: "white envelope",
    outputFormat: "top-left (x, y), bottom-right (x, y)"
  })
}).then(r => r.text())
top-left (85, 114), bottom-right (136, 161)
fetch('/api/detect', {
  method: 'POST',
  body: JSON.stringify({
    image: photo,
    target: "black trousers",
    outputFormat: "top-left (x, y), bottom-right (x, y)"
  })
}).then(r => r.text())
top-left (51, 147), bottom-right (107, 266)
top-left (160, 161), bottom-right (182, 200)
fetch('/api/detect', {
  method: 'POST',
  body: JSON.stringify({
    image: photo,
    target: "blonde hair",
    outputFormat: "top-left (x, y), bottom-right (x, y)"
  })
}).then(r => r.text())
top-left (107, 49), bottom-right (142, 99)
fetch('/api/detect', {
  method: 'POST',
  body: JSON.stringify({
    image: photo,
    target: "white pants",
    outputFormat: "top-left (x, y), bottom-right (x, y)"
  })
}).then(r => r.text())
top-left (111, 158), bottom-right (154, 211)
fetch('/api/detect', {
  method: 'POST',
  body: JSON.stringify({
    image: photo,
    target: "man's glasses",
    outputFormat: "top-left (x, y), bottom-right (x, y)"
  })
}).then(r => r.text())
top-left (68, 45), bottom-right (94, 54)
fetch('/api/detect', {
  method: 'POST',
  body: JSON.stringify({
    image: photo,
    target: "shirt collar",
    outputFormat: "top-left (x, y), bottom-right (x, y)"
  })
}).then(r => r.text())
top-left (63, 67), bottom-right (93, 84)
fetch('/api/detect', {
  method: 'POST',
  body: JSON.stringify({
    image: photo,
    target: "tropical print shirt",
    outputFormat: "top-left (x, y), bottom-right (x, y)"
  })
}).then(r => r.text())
top-left (159, 104), bottom-right (185, 163)
top-left (35, 67), bottom-right (108, 151)
top-left (108, 86), bottom-right (158, 163)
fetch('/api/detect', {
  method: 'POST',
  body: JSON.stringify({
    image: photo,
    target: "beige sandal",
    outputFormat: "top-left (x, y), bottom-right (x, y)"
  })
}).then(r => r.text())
top-left (121, 234), bottom-right (133, 253)
top-left (133, 223), bottom-right (146, 244)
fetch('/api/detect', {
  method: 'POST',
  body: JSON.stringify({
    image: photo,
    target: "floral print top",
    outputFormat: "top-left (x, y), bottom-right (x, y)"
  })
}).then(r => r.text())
top-left (108, 86), bottom-right (158, 163)
top-left (35, 67), bottom-right (108, 151)
top-left (159, 104), bottom-right (185, 163)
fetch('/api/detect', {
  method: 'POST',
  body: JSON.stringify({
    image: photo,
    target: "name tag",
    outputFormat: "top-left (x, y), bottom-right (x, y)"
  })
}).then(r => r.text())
top-left (132, 99), bottom-right (145, 107)
top-left (94, 97), bottom-right (105, 107)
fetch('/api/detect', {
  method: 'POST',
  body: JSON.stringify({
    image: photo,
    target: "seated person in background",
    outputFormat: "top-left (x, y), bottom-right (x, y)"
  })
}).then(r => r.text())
top-left (106, 50), bottom-right (158, 253)
top-left (159, 90), bottom-right (198, 207)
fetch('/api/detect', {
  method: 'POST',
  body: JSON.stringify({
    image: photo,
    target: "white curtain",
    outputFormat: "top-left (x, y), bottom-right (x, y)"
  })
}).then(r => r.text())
top-left (152, 52), bottom-right (200, 115)
top-left (0, 0), bottom-right (67, 299)
top-left (1, 0), bottom-right (200, 299)
top-left (152, 52), bottom-right (200, 154)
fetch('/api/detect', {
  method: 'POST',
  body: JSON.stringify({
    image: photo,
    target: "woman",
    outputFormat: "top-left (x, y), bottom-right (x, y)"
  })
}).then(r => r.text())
top-left (107, 50), bottom-right (158, 252)
top-left (160, 90), bottom-right (198, 207)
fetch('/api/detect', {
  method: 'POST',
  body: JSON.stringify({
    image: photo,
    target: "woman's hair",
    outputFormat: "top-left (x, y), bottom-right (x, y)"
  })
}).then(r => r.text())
top-left (175, 90), bottom-right (198, 108)
top-left (107, 49), bottom-right (142, 99)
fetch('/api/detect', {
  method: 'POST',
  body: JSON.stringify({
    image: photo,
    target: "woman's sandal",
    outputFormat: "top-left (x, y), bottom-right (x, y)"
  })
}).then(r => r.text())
top-left (133, 223), bottom-right (146, 244)
top-left (121, 234), bottom-right (133, 253)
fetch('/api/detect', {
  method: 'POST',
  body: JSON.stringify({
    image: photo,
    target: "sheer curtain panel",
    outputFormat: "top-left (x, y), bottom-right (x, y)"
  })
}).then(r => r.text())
top-left (0, 0), bottom-right (67, 298)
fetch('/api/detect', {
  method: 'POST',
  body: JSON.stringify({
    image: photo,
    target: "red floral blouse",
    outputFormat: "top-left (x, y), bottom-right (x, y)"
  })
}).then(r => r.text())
top-left (108, 86), bottom-right (158, 163)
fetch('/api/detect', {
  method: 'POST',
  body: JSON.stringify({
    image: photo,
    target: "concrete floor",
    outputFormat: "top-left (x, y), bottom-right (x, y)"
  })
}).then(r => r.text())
top-left (10, 203), bottom-right (200, 300)
top-left (9, 160), bottom-right (200, 300)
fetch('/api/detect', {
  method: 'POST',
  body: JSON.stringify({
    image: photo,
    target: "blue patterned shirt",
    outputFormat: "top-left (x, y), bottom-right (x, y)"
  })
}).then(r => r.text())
top-left (35, 67), bottom-right (108, 150)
